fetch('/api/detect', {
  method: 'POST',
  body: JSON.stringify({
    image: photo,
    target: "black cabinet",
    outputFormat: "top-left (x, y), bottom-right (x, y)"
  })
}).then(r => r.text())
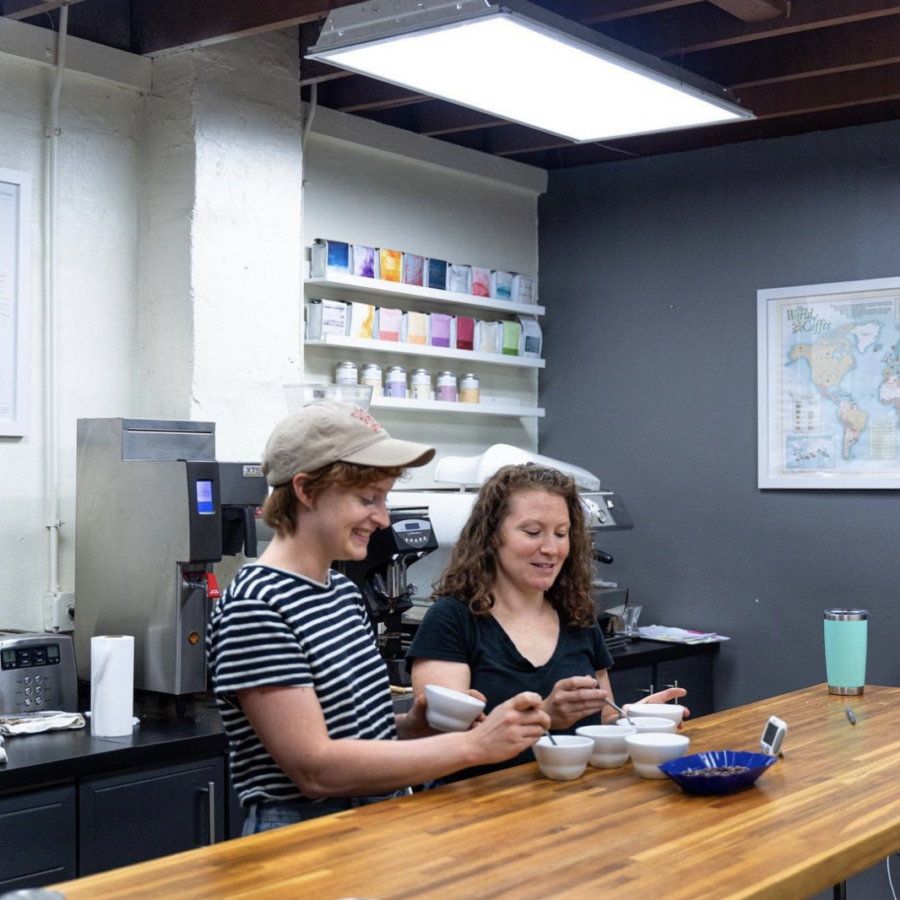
top-left (608, 641), bottom-right (716, 718)
top-left (79, 756), bottom-right (225, 875)
top-left (0, 784), bottom-right (77, 891)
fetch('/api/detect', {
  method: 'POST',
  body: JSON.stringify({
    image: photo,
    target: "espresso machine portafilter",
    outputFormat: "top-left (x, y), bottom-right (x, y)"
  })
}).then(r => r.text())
top-left (340, 508), bottom-right (438, 686)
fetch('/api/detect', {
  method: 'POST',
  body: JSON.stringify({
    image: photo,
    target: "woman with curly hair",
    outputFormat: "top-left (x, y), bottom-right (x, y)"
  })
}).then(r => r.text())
top-left (406, 463), bottom-right (687, 779)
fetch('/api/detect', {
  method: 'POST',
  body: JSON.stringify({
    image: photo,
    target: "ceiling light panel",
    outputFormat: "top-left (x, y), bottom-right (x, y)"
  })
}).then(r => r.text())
top-left (308, 0), bottom-right (754, 143)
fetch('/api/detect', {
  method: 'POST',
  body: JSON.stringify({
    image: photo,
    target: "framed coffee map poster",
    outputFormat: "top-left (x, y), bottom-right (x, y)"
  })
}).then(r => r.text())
top-left (0, 167), bottom-right (31, 438)
top-left (758, 276), bottom-right (900, 488)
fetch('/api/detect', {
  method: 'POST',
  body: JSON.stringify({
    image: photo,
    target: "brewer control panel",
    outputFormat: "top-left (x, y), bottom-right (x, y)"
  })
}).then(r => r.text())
top-left (0, 631), bottom-right (78, 714)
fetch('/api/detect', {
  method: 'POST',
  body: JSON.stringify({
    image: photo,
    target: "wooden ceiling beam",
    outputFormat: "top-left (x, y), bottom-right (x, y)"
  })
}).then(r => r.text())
top-left (597, 0), bottom-right (900, 57)
top-left (688, 16), bottom-right (900, 87)
top-left (737, 61), bottom-right (900, 117)
top-left (541, 0), bottom-right (702, 25)
top-left (130, 0), bottom-right (358, 57)
top-left (315, 76), bottom-right (427, 113)
top-left (707, 0), bottom-right (787, 22)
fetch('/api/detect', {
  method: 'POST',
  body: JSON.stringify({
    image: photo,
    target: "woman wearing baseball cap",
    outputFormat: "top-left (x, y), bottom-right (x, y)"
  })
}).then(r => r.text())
top-left (208, 402), bottom-right (549, 834)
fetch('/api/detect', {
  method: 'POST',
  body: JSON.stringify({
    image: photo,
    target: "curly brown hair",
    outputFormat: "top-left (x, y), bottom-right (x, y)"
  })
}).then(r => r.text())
top-left (263, 461), bottom-right (405, 537)
top-left (432, 464), bottom-right (596, 627)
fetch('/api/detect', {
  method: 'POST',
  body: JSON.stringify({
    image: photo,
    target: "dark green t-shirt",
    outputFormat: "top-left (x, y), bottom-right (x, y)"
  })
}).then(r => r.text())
top-left (406, 595), bottom-right (614, 780)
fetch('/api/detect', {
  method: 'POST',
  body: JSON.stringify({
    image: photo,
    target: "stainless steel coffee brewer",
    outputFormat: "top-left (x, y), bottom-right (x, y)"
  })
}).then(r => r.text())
top-left (74, 418), bottom-right (267, 698)
top-left (340, 508), bottom-right (438, 686)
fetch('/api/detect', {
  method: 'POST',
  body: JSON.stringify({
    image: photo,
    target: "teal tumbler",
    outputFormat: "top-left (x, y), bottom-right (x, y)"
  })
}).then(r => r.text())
top-left (823, 609), bottom-right (868, 695)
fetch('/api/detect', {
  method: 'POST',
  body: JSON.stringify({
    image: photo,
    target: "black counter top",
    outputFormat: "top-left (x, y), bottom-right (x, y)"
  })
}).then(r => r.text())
top-left (610, 637), bottom-right (719, 668)
top-left (0, 692), bottom-right (226, 793)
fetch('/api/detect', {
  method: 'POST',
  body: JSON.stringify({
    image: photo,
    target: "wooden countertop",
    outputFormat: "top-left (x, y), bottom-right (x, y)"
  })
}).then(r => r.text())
top-left (53, 684), bottom-right (900, 900)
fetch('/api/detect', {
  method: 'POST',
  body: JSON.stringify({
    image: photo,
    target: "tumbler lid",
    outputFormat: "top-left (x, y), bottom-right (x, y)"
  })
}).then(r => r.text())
top-left (824, 609), bottom-right (868, 620)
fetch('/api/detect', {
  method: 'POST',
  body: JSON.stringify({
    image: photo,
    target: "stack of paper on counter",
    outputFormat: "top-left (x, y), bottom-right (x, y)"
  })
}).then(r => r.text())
top-left (347, 302), bottom-right (376, 339)
top-left (638, 625), bottom-right (730, 644)
top-left (352, 244), bottom-right (377, 278)
top-left (403, 253), bottom-right (425, 286)
top-left (310, 239), bottom-right (350, 278)
top-left (379, 248), bottom-right (402, 283)
top-left (401, 311), bottom-right (429, 345)
top-left (376, 307), bottom-right (402, 342)
top-left (306, 299), bottom-right (349, 340)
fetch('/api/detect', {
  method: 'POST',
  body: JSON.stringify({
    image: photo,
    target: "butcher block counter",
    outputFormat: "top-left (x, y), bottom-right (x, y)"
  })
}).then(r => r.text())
top-left (52, 684), bottom-right (900, 900)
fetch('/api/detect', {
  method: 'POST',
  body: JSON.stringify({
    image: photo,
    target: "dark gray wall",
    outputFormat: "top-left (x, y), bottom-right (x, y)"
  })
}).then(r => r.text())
top-left (539, 119), bottom-right (900, 900)
top-left (539, 120), bottom-right (900, 713)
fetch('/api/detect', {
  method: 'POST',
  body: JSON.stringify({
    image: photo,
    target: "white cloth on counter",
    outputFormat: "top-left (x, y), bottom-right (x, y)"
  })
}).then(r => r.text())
top-left (0, 710), bottom-right (86, 735)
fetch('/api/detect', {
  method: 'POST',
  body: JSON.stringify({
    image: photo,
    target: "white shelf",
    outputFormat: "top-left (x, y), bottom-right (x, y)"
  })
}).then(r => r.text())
top-left (305, 273), bottom-right (545, 317)
top-left (371, 396), bottom-right (545, 418)
top-left (305, 335), bottom-right (545, 369)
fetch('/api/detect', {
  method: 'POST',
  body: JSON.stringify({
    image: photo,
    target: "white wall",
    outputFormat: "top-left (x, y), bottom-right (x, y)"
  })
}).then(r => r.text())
top-left (0, 25), bottom-right (303, 631)
top-left (0, 47), bottom-right (142, 630)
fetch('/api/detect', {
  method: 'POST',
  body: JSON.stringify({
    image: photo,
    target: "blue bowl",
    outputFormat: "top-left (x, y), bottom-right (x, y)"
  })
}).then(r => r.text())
top-left (659, 750), bottom-right (778, 795)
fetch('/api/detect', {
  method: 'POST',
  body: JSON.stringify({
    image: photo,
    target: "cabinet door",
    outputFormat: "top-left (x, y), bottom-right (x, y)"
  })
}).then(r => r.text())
top-left (0, 784), bottom-right (77, 890)
top-left (608, 664), bottom-right (654, 708)
top-left (79, 756), bottom-right (225, 876)
top-left (657, 655), bottom-right (714, 718)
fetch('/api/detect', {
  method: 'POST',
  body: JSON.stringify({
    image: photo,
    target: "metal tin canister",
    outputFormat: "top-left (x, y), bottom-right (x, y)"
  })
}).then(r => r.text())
top-left (335, 361), bottom-right (358, 385)
top-left (411, 368), bottom-right (432, 401)
top-left (360, 363), bottom-right (383, 398)
top-left (385, 365), bottom-right (407, 399)
top-left (460, 372), bottom-right (480, 404)
top-left (436, 371), bottom-right (458, 402)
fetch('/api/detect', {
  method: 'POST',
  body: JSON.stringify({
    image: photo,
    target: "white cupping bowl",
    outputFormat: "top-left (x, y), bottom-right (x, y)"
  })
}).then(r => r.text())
top-left (576, 724), bottom-right (636, 768)
top-left (624, 733), bottom-right (690, 779)
top-left (624, 703), bottom-right (685, 726)
top-left (614, 716), bottom-right (677, 735)
top-left (423, 684), bottom-right (485, 733)
top-left (533, 735), bottom-right (595, 781)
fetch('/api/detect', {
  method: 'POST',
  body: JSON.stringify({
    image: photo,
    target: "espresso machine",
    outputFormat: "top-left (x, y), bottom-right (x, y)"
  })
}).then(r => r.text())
top-left (74, 418), bottom-right (267, 699)
top-left (340, 508), bottom-right (438, 686)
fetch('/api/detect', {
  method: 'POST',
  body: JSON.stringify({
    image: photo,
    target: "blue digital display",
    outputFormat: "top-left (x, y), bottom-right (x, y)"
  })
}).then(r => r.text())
top-left (196, 479), bottom-right (215, 515)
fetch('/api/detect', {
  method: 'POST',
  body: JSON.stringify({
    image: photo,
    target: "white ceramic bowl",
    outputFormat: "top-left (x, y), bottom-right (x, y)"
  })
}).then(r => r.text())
top-left (625, 703), bottom-right (685, 726)
top-left (533, 735), bottom-right (594, 781)
top-left (576, 724), bottom-right (636, 768)
top-left (423, 684), bottom-right (485, 733)
top-left (614, 716), bottom-right (677, 735)
top-left (624, 733), bottom-right (691, 779)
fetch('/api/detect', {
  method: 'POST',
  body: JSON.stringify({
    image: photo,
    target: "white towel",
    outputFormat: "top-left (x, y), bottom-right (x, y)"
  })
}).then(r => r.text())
top-left (0, 710), bottom-right (86, 735)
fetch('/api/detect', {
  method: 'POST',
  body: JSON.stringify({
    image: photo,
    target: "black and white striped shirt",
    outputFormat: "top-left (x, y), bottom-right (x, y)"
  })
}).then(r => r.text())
top-left (208, 564), bottom-right (396, 807)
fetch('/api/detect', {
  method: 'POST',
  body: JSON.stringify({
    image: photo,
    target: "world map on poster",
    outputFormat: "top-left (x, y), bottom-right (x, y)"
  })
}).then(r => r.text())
top-left (776, 292), bottom-right (900, 478)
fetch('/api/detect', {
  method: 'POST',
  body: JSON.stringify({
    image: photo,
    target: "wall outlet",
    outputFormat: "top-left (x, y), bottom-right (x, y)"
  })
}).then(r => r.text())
top-left (44, 591), bottom-right (75, 633)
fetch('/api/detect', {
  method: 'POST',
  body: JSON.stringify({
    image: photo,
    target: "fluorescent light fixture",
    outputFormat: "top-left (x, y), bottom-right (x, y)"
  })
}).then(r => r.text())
top-left (307, 0), bottom-right (754, 143)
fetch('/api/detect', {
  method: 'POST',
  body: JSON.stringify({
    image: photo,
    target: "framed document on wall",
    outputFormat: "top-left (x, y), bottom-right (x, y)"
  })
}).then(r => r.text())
top-left (0, 167), bottom-right (32, 438)
top-left (758, 276), bottom-right (900, 488)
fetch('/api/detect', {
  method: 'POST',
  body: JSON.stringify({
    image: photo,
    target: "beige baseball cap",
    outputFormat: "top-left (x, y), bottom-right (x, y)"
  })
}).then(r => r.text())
top-left (261, 401), bottom-right (436, 486)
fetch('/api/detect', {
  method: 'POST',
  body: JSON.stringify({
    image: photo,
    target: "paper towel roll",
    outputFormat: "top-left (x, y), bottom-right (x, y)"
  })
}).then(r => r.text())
top-left (90, 634), bottom-right (134, 737)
